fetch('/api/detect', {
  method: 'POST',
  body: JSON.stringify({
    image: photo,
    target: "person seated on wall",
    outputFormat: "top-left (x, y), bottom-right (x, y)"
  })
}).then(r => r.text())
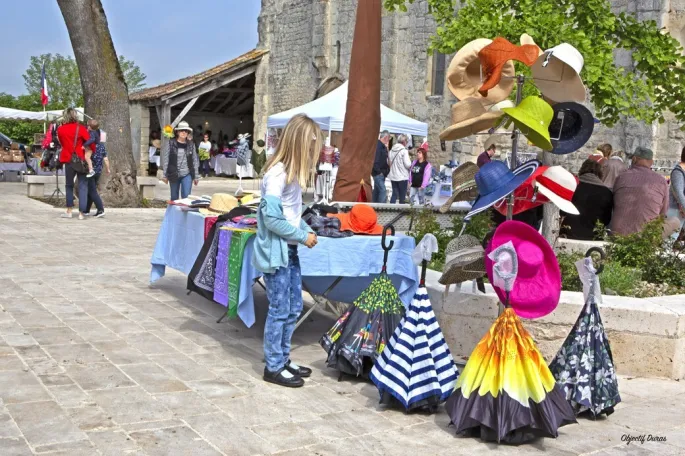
top-left (560, 159), bottom-right (613, 241)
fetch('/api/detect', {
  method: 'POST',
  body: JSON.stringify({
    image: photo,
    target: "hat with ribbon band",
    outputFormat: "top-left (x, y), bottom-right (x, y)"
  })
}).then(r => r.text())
top-left (548, 102), bottom-right (595, 155)
top-left (439, 161), bottom-right (480, 213)
top-left (531, 43), bottom-right (586, 103)
top-left (534, 166), bottom-right (579, 215)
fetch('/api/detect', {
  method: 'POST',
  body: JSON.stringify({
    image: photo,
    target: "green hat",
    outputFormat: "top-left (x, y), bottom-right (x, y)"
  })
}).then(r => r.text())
top-left (501, 96), bottom-right (554, 151)
top-left (632, 146), bottom-right (653, 160)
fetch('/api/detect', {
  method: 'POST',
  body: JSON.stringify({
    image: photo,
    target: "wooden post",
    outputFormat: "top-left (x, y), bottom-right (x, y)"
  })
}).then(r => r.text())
top-left (541, 151), bottom-right (560, 246)
top-left (160, 100), bottom-right (171, 169)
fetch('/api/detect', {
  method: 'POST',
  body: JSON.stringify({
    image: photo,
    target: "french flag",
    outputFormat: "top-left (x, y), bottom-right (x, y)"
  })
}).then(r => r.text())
top-left (40, 63), bottom-right (49, 106)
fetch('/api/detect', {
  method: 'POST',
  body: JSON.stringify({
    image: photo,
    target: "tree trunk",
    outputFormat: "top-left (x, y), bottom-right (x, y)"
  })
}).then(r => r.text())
top-left (56, 0), bottom-right (139, 206)
top-left (541, 151), bottom-right (560, 246)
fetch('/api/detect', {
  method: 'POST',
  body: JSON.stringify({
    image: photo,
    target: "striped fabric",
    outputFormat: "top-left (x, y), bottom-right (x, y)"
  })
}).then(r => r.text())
top-left (370, 287), bottom-right (459, 410)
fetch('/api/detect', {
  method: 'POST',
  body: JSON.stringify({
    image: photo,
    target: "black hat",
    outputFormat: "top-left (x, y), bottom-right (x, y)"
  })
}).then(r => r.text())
top-left (548, 102), bottom-right (594, 155)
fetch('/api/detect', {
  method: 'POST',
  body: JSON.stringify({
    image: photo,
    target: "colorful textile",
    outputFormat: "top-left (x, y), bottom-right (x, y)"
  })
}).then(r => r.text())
top-left (228, 230), bottom-right (255, 317)
top-left (91, 143), bottom-right (107, 174)
top-left (192, 221), bottom-right (226, 294)
top-left (320, 272), bottom-right (404, 378)
top-left (445, 308), bottom-right (576, 443)
top-left (213, 230), bottom-right (232, 306)
top-left (204, 216), bottom-right (219, 240)
top-left (370, 286), bottom-right (459, 411)
top-left (549, 258), bottom-right (620, 417)
top-left (232, 215), bottom-right (257, 226)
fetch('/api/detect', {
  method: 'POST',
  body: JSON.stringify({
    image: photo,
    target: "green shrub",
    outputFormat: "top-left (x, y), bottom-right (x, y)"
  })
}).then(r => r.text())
top-left (407, 209), bottom-right (452, 271)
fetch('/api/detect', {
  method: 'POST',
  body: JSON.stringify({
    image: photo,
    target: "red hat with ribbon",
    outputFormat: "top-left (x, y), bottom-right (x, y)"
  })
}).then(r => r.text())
top-left (533, 166), bottom-right (579, 215)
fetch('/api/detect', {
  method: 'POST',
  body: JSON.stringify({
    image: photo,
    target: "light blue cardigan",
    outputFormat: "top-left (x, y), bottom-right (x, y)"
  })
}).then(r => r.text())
top-left (251, 195), bottom-right (314, 274)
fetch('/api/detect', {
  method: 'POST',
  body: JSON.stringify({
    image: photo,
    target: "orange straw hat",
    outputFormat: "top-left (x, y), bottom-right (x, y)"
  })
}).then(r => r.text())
top-left (328, 204), bottom-right (384, 235)
top-left (478, 37), bottom-right (540, 97)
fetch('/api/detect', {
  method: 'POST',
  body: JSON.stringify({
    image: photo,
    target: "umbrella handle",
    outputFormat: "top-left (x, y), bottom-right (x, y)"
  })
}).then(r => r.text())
top-left (585, 247), bottom-right (606, 274)
top-left (381, 224), bottom-right (395, 271)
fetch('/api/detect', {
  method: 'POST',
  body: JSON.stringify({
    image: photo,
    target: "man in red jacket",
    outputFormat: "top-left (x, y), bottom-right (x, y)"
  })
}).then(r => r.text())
top-left (56, 108), bottom-right (90, 219)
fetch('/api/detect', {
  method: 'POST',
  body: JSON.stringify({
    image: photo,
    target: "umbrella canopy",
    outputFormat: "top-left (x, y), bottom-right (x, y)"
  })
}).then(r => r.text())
top-left (548, 257), bottom-right (621, 417)
top-left (370, 285), bottom-right (459, 411)
top-left (320, 272), bottom-right (404, 378)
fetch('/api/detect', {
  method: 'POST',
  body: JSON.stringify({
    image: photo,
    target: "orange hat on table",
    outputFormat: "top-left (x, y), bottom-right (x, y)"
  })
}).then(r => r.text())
top-left (328, 204), bottom-right (384, 235)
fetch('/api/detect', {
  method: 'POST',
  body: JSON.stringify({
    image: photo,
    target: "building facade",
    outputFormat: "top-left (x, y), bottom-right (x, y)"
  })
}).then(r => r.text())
top-left (253, 0), bottom-right (685, 169)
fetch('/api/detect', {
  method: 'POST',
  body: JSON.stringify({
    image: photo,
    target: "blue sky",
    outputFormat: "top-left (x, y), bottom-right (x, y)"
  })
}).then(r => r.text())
top-left (1, 0), bottom-right (260, 95)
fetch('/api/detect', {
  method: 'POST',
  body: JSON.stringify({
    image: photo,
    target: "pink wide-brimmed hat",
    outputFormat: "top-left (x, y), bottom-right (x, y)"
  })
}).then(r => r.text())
top-left (485, 220), bottom-right (561, 319)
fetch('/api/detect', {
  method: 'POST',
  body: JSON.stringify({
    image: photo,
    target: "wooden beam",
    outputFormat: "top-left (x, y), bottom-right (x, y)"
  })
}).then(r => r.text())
top-left (215, 88), bottom-right (253, 94)
top-left (231, 96), bottom-right (255, 115)
top-left (164, 65), bottom-right (257, 107)
top-left (221, 93), bottom-right (251, 114)
top-left (155, 105), bottom-right (163, 126)
top-left (171, 97), bottom-right (199, 128)
top-left (214, 92), bottom-right (242, 114)
top-left (160, 100), bottom-right (171, 165)
top-left (197, 92), bottom-right (220, 112)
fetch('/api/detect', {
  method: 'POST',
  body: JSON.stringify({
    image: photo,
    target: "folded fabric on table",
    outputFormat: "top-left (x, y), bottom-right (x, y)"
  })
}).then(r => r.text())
top-left (213, 229), bottom-right (232, 306)
top-left (303, 213), bottom-right (353, 238)
top-left (228, 230), bottom-right (255, 318)
top-left (204, 216), bottom-right (219, 240)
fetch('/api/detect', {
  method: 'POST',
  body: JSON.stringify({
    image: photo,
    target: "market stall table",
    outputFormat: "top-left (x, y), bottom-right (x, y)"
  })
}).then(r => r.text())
top-left (150, 205), bottom-right (419, 328)
top-left (213, 156), bottom-right (254, 177)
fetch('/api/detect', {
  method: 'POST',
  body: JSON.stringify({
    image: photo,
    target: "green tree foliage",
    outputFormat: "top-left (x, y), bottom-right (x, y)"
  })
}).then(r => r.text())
top-left (384, 0), bottom-right (685, 128)
top-left (22, 53), bottom-right (147, 109)
top-left (0, 93), bottom-right (44, 145)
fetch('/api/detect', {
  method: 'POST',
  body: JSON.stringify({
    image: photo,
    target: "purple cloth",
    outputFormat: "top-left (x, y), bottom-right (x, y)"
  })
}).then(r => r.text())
top-left (213, 230), bottom-right (232, 306)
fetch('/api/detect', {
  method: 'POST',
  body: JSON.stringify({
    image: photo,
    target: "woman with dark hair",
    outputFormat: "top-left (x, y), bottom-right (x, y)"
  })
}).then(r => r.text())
top-left (408, 147), bottom-right (432, 205)
top-left (560, 159), bottom-right (613, 240)
top-left (668, 146), bottom-right (685, 240)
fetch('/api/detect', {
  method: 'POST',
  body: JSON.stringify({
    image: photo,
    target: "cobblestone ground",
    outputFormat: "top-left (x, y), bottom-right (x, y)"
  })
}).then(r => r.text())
top-left (1, 182), bottom-right (684, 456)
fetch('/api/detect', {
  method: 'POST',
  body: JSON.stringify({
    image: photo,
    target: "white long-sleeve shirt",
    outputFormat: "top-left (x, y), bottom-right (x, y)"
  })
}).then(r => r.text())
top-left (387, 144), bottom-right (412, 182)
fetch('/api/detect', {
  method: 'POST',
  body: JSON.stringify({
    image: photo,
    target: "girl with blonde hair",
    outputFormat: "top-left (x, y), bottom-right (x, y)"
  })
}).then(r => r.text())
top-left (253, 114), bottom-right (322, 388)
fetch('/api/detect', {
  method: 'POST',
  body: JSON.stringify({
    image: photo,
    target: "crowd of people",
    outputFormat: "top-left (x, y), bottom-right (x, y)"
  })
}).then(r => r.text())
top-left (558, 144), bottom-right (684, 242)
top-left (372, 131), bottom-right (433, 205)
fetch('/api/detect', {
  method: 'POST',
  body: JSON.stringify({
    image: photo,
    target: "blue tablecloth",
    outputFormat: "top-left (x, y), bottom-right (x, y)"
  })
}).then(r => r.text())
top-left (150, 206), bottom-right (419, 328)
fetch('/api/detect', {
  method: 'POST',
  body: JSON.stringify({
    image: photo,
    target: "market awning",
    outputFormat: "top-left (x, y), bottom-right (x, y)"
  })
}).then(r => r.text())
top-left (267, 82), bottom-right (428, 136)
top-left (0, 107), bottom-right (85, 122)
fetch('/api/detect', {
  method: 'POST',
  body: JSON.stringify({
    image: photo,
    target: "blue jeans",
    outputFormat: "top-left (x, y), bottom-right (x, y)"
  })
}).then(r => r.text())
top-left (85, 173), bottom-right (104, 213)
top-left (410, 187), bottom-right (426, 205)
top-left (263, 246), bottom-right (303, 373)
top-left (65, 163), bottom-right (88, 213)
top-left (169, 174), bottom-right (193, 200)
top-left (372, 174), bottom-right (387, 203)
top-left (390, 180), bottom-right (408, 204)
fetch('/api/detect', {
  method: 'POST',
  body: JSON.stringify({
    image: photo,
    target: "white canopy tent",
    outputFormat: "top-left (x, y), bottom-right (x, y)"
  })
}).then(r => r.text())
top-left (266, 82), bottom-right (428, 136)
top-left (0, 107), bottom-right (86, 123)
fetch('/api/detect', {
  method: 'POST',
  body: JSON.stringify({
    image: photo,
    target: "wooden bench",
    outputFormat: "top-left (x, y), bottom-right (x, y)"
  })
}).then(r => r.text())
top-left (26, 175), bottom-right (158, 199)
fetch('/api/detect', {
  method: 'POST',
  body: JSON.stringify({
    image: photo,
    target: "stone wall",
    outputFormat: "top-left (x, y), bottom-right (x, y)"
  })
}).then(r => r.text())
top-left (254, 0), bottom-right (684, 170)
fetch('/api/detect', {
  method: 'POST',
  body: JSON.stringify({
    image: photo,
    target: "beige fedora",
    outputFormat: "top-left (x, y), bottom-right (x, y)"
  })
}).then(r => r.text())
top-left (531, 43), bottom-right (586, 103)
top-left (439, 98), bottom-right (506, 141)
top-left (520, 34), bottom-right (543, 57)
top-left (447, 38), bottom-right (515, 105)
top-left (439, 162), bottom-right (479, 213)
top-left (199, 193), bottom-right (239, 215)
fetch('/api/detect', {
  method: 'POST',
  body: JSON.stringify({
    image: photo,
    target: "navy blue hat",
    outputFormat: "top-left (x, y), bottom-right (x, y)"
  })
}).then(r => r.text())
top-left (465, 160), bottom-right (540, 220)
top-left (548, 102), bottom-right (594, 155)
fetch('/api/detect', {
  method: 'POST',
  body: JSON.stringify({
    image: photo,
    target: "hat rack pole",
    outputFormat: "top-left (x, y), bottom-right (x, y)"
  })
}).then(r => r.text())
top-left (506, 75), bottom-right (526, 221)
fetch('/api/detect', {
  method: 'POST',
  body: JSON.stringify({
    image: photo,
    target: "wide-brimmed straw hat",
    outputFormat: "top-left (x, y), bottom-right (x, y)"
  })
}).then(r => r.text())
top-left (439, 162), bottom-right (479, 213)
top-left (466, 159), bottom-right (540, 219)
top-left (534, 166), bottom-right (580, 215)
top-left (439, 234), bottom-right (486, 285)
top-left (548, 102), bottom-right (595, 155)
top-left (446, 39), bottom-right (515, 105)
top-left (174, 121), bottom-right (193, 132)
top-left (531, 43), bottom-right (586, 103)
top-left (501, 96), bottom-right (555, 151)
top-left (485, 220), bottom-right (561, 319)
top-left (199, 193), bottom-right (239, 215)
top-left (477, 37), bottom-right (540, 97)
top-left (440, 98), bottom-right (512, 141)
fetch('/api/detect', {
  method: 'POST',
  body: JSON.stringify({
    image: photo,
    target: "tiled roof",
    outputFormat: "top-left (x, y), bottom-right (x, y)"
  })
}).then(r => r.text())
top-left (129, 49), bottom-right (267, 102)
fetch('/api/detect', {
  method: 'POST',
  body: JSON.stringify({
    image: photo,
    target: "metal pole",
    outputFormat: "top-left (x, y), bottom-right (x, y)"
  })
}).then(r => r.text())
top-left (506, 75), bottom-right (525, 221)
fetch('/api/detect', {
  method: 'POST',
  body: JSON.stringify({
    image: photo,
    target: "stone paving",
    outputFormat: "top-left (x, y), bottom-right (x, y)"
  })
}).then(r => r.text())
top-left (1, 181), bottom-right (685, 456)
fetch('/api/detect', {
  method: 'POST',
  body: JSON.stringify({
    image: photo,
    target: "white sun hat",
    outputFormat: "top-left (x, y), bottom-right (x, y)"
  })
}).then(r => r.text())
top-left (531, 43), bottom-right (586, 103)
top-left (534, 165), bottom-right (580, 215)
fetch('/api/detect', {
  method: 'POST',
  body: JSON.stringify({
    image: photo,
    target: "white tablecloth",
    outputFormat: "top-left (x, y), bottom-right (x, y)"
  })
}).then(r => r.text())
top-left (213, 156), bottom-right (254, 178)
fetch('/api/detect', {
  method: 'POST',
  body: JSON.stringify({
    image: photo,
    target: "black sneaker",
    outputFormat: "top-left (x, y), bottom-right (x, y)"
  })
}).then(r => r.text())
top-left (284, 360), bottom-right (312, 378)
top-left (95, 211), bottom-right (105, 218)
top-left (263, 367), bottom-right (304, 388)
